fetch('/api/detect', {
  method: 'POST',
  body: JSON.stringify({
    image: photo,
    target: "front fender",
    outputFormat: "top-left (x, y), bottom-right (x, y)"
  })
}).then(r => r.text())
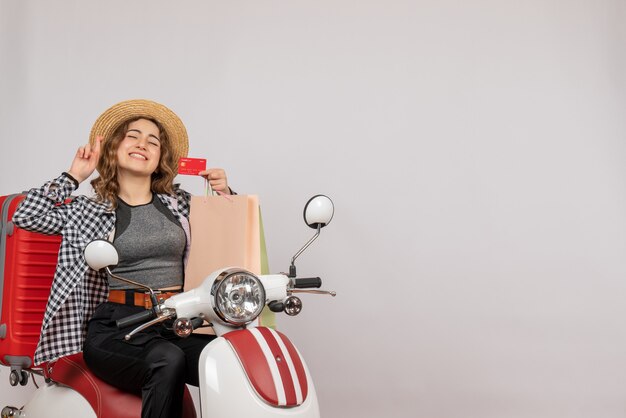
top-left (199, 328), bottom-right (320, 418)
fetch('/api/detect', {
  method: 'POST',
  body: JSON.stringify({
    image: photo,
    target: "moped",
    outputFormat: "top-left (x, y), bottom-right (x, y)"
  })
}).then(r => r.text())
top-left (2, 195), bottom-right (335, 418)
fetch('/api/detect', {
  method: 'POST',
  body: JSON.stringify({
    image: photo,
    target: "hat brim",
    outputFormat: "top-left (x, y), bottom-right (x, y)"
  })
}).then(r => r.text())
top-left (89, 99), bottom-right (189, 168)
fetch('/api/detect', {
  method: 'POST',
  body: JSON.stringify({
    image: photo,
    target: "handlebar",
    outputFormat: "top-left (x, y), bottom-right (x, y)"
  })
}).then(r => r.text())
top-left (191, 317), bottom-right (205, 329)
top-left (116, 309), bottom-right (157, 329)
top-left (115, 275), bottom-right (330, 333)
top-left (292, 277), bottom-right (322, 289)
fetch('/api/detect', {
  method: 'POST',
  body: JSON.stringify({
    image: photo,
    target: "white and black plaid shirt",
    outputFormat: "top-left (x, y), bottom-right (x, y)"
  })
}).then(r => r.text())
top-left (13, 173), bottom-right (192, 365)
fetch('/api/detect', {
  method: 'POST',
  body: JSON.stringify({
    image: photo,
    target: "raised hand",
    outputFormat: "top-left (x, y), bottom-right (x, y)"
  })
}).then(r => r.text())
top-left (68, 136), bottom-right (102, 183)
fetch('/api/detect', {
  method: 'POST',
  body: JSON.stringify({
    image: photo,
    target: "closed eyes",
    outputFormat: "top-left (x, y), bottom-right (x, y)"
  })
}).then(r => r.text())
top-left (125, 131), bottom-right (160, 147)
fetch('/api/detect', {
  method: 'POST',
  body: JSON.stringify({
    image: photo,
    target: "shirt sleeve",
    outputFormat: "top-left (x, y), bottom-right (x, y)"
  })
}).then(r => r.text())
top-left (174, 185), bottom-right (192, 219)
top-left (12, 172), bottom-right (77, 235)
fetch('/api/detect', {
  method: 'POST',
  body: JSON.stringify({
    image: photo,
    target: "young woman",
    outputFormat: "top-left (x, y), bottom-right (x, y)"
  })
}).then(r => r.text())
top-left (13, 99), bottom-right (230, 418)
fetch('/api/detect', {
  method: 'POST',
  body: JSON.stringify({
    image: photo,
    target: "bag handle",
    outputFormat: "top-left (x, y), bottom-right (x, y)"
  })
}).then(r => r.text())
top-left (204, 177), bottom-right (216, 197)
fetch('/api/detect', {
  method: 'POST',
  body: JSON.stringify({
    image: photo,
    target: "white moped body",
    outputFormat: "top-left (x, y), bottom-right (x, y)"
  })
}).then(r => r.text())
top-left (9, 271), bottom-right (320, 418)
top-left (3, 195), bottom-right (334, 418)
top-left (14, 325), bottom-right (319, 418)
top-left (20, 383), bottom-right (96, 418)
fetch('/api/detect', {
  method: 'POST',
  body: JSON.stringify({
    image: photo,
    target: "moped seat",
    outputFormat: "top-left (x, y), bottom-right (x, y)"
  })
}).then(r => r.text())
top-left (48, 353), bottom-right (197, 418)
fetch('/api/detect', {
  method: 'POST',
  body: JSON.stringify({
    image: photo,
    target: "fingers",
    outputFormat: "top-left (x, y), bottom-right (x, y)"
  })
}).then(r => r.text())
top-left (199, 168), bottom-right (225, 180)
top-left (76, 138), bottom-right (103, 161)
top-left (199, 168), bottom-right (229, 192)
top-left (76, 144), bottom-right (92, 160)
top-left (93, 136), bottom-right (103, 158)
top-left (209, 179), bottom-right (228, 191)
top-left (69, 138), bottom-right (103, 183)
top-left (84, 142), bottom-right (92, 159)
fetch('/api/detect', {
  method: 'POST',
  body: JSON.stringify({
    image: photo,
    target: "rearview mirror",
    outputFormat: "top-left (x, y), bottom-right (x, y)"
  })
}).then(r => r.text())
top-left (303, 195), bottom-right (334, 229)
top-left (84, 239), bottom-right (119, 271)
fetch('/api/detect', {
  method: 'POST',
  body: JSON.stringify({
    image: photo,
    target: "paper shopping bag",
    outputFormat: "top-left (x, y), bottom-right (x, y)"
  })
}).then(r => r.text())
top-left (184, 195), bottom-right (275, 328)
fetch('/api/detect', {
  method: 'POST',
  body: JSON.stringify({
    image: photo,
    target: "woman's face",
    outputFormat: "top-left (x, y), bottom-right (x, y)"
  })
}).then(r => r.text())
top-left (116, 118), bottom-right (162, 177)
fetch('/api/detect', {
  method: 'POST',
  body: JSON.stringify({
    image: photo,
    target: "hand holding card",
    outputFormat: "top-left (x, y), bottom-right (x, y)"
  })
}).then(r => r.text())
top-left (178, 157), bottom-right (207, 175)
top-left (199, 168), bottom-right (230, 196)
top-left (178, 158), bottom-right (231, 195)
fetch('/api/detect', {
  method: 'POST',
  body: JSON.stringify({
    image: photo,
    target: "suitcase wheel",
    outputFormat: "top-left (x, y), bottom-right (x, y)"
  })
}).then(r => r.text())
top-left (8, 370), bottom-right (28, 387)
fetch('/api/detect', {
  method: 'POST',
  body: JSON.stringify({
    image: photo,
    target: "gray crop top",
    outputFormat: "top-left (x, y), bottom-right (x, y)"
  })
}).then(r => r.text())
top-left (109, 195), bottom-right (186, 290)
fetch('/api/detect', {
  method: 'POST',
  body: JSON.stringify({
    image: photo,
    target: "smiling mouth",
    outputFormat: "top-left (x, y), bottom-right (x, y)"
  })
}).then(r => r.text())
top-left (129, 153), bottom-right (148, 161)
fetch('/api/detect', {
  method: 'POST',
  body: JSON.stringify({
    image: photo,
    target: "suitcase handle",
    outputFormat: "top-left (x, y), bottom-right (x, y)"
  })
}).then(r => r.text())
top-left (5, 222), bottom-right (14, 237)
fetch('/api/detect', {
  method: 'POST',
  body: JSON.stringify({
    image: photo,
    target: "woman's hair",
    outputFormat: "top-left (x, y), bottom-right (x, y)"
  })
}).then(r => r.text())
top-left (90, 117), bottom-right (177, 209)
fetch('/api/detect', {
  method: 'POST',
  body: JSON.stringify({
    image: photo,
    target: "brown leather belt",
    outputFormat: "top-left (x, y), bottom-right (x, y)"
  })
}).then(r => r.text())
top-left (108, 289), bottom-right (181, 309)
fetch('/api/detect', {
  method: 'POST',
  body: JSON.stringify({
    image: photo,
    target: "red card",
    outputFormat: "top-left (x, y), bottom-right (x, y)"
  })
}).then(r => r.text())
top-left (178, 158), bottom-right (207, 175)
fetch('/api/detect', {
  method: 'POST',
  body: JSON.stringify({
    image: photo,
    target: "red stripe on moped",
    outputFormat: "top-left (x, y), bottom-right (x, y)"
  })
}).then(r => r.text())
top-left (257, 327), bottom-right (298, 405)
top-left (276, 330), bottom-right (308, 401)
top-left (224, 327), bottom-right (308, 407)
top-left (223, 328), bottom-right (278, 405)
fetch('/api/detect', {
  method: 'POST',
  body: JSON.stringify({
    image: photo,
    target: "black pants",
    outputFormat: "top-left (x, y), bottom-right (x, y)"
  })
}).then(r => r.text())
top-left (83, 302), bottom-right (215, 418)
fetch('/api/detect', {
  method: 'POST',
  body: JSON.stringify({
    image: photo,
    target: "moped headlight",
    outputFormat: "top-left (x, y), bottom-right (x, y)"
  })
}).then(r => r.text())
top-left (212, 269), bottom-right (266, 326)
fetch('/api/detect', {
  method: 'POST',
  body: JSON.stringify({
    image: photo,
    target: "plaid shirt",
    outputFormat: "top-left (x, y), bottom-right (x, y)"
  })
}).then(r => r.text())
top-left (13, 173), bottom-right (192, 365)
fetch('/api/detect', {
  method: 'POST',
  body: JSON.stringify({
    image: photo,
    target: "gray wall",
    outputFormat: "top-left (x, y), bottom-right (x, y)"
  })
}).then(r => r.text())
top-left (1, 1), bottom-right (625, 417)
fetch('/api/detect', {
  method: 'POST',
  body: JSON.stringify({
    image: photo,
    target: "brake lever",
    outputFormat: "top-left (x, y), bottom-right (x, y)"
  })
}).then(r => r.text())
top-left (124, 309), bottom-right (175, 340)
top-left (289, 289), bottom-right (336, 297)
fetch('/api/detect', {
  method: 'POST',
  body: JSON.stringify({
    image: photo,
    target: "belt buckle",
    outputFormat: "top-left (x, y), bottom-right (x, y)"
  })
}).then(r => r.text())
top-left (145, 290), bottom-right (165, 308)
top-left (142, 291), bottom-right (155, 309)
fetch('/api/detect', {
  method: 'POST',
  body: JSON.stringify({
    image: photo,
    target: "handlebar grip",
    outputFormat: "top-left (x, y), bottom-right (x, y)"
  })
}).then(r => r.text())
top-left (116, 309), bottom-right (156, 329)
top-left (191, 317), bottom-right (205, 329)
top-left (292, 277), bottom-right (322, 289)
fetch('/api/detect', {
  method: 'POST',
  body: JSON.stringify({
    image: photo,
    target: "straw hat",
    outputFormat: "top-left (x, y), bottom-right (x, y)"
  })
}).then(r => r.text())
top-left (89, 99), bottom-right (189, 165)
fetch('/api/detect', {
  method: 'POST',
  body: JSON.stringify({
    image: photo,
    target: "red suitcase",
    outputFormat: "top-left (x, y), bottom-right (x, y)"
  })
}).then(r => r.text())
top-left (0, 193), bottom-right (61, 385)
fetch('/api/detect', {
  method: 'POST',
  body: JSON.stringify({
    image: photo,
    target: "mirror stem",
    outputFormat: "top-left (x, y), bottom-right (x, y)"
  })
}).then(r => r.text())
top-left (289, 225), bottom-right (321, 278)
top-left (105, 267), bottom-right (159, 306)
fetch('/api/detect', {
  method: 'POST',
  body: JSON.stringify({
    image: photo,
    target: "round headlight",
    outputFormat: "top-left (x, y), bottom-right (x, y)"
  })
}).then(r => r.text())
top-left (212, 269), bottom-right (266, 326)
